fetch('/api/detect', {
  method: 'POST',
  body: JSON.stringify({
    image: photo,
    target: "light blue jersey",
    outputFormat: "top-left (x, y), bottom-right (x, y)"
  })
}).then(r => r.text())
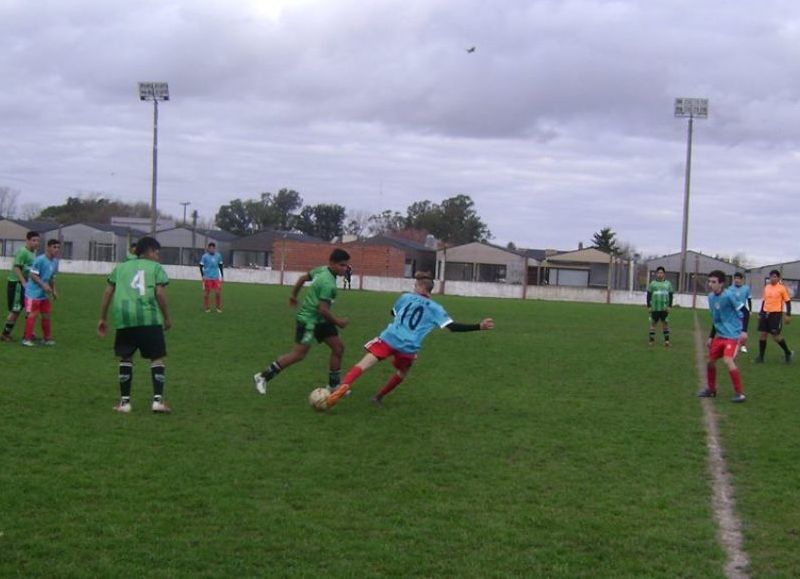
top-left (200, 252), bottom-right (223, 280)
top-left (379, 292), bottom-right (453, 354)
top-left (708, 288), bottom-right (745, 339)
top-left (729, 283), bottom-right (751, 310)
top-left (25, 254), bottom-right (58, 300)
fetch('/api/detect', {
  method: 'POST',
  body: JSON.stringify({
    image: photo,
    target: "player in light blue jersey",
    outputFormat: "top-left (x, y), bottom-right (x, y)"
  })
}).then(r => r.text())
top-left (697, 270), bottom-right (748, 402)
top-left (199, 242), bottom-right (224, 312)
top-left (325, 272), bottom-right (494, 408)
top-left (23, 239), bottom-right (60, 346)
top-left (729, 272), bottom-right (752, 352)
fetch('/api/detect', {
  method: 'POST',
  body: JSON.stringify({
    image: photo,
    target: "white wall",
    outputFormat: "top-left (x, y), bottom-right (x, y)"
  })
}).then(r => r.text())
top-left (0, 257), bottom-right (729, 310)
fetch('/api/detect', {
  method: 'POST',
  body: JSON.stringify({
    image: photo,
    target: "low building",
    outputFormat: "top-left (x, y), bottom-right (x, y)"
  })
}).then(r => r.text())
top-left (359, 235), bottom-right (436, 277)
top-left (645, 251), bottom-right (739, 293)
top-left (228, 230), bottom-right (325, 268)
top-left (57, 222), bottom-right (147, 261)
top-left (541, 247), bottom-right (620, 288)
top-left (153, 227), bottom-right (239, 266)
top-left (747, 261), bottom-right (800, 300)
top-left (0, 218), bottom-right (60, 256)
top-left (435, 242), bottom-right (536, 284)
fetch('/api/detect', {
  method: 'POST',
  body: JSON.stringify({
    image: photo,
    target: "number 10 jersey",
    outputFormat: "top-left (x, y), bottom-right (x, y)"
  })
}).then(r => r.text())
top-left (379, 292), bottom-right (453, 354)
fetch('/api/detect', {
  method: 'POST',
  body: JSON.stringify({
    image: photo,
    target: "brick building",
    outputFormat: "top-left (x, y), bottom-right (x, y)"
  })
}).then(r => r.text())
top-left (272, 240), bottom-right (406, 278)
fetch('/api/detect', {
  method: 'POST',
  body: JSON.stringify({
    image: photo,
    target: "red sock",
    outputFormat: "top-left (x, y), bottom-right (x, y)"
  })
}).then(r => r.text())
top-left (215, 293), bottom-right (222, 309)
top-left (342, 366), bottom-right (363, 386)
top-left (24, 315), bottom-right (36, 340)
top-left (729, 369), bottom-right (743, 395)
top-left (203, 292), bottom-right (209, 309)
top-left (706, 365), bottom-right (717, 392)
top-left (377, 374), bottom-right (404, 399)
top-left (41, 318), bottom-right (51, 341)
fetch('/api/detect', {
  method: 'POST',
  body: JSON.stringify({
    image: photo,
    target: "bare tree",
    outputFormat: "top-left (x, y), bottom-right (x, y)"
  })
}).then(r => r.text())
top-left (0, 186), bottom-right (20, 218)
top-left (344, 209), bottom-right (372, 239)
top-left (18, 203), bottom-right (42, 220)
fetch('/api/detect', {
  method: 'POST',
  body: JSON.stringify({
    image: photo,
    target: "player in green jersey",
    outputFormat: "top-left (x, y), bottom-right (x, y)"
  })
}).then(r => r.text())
top-left (647, 266), bottom-right (674, 347)
top-left (2, 231), bottom-right (40, 342)
top-left (98, 237), bottom-right (173, 414)
top-left (254, 248), bottom-right (351, 395)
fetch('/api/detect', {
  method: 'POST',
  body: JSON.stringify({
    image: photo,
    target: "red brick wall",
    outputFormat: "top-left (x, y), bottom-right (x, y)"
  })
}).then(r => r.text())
top-left (272, 240), bottom-right (406, 277)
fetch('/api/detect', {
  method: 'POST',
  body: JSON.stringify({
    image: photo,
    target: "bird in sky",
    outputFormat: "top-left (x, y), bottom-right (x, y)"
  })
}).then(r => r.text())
top-left (466, 46), bottom-right (476, 53)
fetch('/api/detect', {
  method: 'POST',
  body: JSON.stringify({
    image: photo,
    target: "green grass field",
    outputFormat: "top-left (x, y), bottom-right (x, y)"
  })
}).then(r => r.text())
top-left (1, 274), bottom-right (799, 577)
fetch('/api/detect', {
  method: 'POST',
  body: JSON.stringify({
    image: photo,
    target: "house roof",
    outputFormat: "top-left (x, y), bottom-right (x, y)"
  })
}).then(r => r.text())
top-left (230, 229), bottom-right (324, 251)
top-left (155, 226), bottom-right (240, 241)
top-left (4, 218), bottom-right (61, 233)
top-left (544, 247), bottom-right (612, 264)
top-left (360, 235), bottom-right (434, 252)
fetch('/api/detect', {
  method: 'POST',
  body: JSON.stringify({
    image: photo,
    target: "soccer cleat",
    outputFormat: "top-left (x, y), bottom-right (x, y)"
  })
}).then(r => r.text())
top-left (731, 394), bottom-right (747, 403)
top-left (253, 372), bottom-right (267, 395)
top-left (113, 401), bottom-right (132, 413)
top-left (205, 309), bottom-right (211, 313)
top-left (696, 389), bottom-right (716, 398)
top-left (785, 351), bottom-right (794, 364)
top-left (152, 400), bottom-right (172, 414)
top-left (370, 395), bottom-right (383, 407)
top-left (21, 339), bottom-right (35, 347)
top-left (216, 309), bottom-right (222, 313)
top-left (0, 334), bottom-right (12, 342)
top-left (42, 340), bottom-right (56, 346)
top-left (740, 345), bottom-right (749, 354)
top-left (664, 341), bottom-right (671, 348)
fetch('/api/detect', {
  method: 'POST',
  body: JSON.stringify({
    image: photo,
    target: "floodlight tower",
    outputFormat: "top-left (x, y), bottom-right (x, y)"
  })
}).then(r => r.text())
top-left (674, 97), bottom-right (708, 293)
top-left (138, 82), bottom-right (170, 236)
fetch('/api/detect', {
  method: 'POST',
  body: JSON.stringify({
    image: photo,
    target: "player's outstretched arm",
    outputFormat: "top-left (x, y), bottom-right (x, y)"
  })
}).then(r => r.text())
top-left (445, 318), bottom-right (494, 332)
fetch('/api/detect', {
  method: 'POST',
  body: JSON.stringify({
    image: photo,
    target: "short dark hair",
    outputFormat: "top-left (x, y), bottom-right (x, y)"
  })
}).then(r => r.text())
top-left (734, 272), bottom-right (744, 279)
top-left (769, 269), bottom-right (781, 277)
top-left (46, 239), bottom-right (60, 247)
top-left (329, 248), bottom-right (350, 263)
top-left (415, 271), bottom-right (434, 292)
top-left (207, 242), bottom-right (216, 248)
top-left (135, 236), bottom-right (161, 257)
top-left (656, 266), bottom-right (666, 273)
top-left (26, 231), bottom-right (39, 240)
top-left (708, 270), bottom-right (727, 283)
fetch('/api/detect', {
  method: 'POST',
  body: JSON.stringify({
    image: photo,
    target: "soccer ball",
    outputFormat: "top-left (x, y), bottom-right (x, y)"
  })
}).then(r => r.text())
top-left (308, 387), bottom-right (330, 411)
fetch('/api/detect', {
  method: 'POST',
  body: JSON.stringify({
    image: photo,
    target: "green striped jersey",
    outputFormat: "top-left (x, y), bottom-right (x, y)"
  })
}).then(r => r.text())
top-left (648, 279), bottom-right (673, 312)
top-left (108, 258), bottom-right (169, 329)
top-left (296, 266), bottom-right (337, 327)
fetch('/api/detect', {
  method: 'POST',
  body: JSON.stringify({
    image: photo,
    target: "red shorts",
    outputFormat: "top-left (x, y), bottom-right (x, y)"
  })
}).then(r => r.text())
top-left (25, 298), bottom-right (51, 315)
top-left (709, 337), bottom-right (738, 361)
top-left (203, 279), bottom-right (222, 292)
top-left (365, 338), bottom-right (417, 371)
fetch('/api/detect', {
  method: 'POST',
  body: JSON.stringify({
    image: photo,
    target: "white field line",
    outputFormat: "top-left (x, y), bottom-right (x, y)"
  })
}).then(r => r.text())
top-left (692, 313), bottom-right (750, 579)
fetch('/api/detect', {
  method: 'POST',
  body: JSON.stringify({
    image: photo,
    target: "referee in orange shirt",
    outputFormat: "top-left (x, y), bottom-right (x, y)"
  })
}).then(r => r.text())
top-left (756, 269), bottom-right (792, 363)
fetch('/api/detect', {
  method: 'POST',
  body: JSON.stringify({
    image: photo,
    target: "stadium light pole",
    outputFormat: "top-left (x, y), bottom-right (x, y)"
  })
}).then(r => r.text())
top-left (674, 97), bottom-right (708, 294)
top-left (138, 82), bottom-right (170, 236)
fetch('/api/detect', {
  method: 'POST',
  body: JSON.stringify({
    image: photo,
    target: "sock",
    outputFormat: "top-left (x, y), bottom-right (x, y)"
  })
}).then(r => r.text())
top-left (329, 369), bottom-right (341, 389)
top-left (41, 318), bottom-right (51, 341)
top-left (261, 361), bottom-right (282, 381)
top-left (119, 362), bottom-right (133, 399)
top-left (777, 339), bottom-right (791, 355)
top-left (706, 366), bottom-right (717, 392)
top-left (648, 331), bottom-right (655, 343)
top-left (151, 364), bottom-right (165, 399)
top-left (2, 320), bottom-right (14, 336)
top-left (23, 315), bottom-right (36, 340)
top-left (663, 329), bottom-right (670, 343)
top-left (729, 369), bottom-right (743, 395)
top-left (342, 366), bottom-right (363, 387)
top-left (215, 293), bottom-right (222, 310)
top-left (759, 339), bottom-right (767, 359)
top-left (377, 374), bottom-right (404, 399)
top-left (203, 292), bottom-right (210, 310)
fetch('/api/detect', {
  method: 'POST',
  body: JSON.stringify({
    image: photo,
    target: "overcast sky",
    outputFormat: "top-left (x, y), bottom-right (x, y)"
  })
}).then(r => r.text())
top-left (2, 0), bottom-right (799, 264)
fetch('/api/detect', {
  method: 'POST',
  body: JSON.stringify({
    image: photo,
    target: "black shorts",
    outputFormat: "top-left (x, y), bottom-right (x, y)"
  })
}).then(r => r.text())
top-left (295, 321), bottom-right (338, 345)
top-left (758, 312), bottom-right (783, 335)
top-left (115, 326), bottom-right (167, 359)
top-left (650, 310), bottom-right (669, 323)
top-left (6, 281), bottom-right (23, 313)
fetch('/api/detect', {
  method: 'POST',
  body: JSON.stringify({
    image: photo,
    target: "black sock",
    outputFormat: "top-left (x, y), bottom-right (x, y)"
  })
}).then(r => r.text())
top-left (759, 339), bottom-right (767, 358)
top-left (151, 364), bottom-right (165, 399)
top-left (329, 370), bottom-right (341, 389)
top-left (2, 321), bottom-right (14, 336)
top-left (261, 361), bottom-right (282, 381)
top-left (649, 331), bottom-right (655, 342)
top-left (778, 339), bottom-right (791, 355)
top-left (119, 362), bottom-right (133, 399)
top-left (663, 330), bottom-right (670, 342)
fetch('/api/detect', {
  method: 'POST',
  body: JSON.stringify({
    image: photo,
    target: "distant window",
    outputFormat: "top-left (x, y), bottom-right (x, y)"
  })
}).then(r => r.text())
top-left (477, 263), bottom-right (507, 283)
top-left (445, 262), bottom-right (474, 281)
top-left (551, 268), bottom-right (589, 287)
top-left (90, 242), bottom-right (116, 262)
top-left (60, 241), bottom-right (73, 260)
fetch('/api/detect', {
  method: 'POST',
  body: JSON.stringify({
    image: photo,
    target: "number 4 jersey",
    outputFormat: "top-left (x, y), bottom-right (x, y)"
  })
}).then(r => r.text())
top-left (379, 292), bottom-right (454, 354)
top-left (108, 258), bottom-right (170, 328)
